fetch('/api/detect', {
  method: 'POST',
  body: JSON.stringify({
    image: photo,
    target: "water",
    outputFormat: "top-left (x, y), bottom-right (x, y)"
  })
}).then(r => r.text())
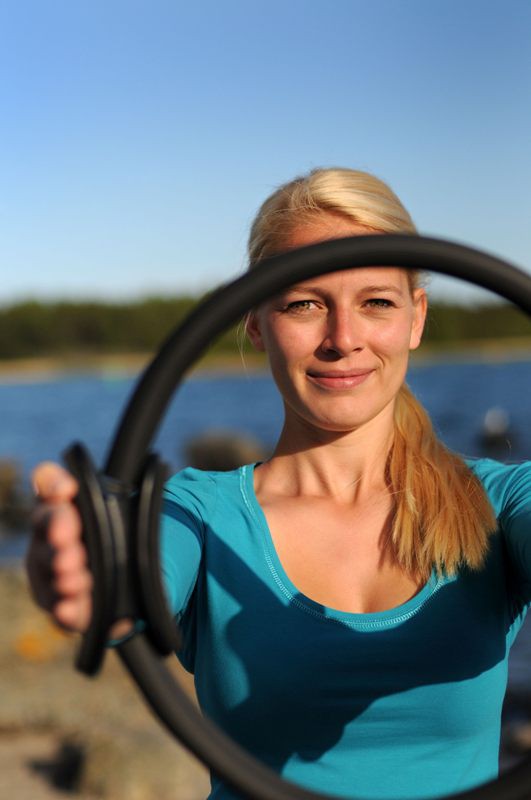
top-left (1, 358), bottom-right (530, 480)
top-left (1, 356), bottom-right (530, 691)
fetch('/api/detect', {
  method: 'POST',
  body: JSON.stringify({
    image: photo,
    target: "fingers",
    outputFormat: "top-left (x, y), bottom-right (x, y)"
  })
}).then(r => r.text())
top-left (53, 595), bottom-right (92, 633)
top-left (27, 463), bottom-right (132, 640)
top-left (53, 567), bottom-right (93, 597)
top-left (51, 530), bottom-right (92, 599)
top-left (32, 461), bottom-right (79, 503)
top-left (26, 518), bottom-right (93, 633)
top-left (52, 529), bottom-right (88, 575)
top-left (41, 501), bottom-right (82, 549)
top-left (26, 461), bottom-right (91, 633)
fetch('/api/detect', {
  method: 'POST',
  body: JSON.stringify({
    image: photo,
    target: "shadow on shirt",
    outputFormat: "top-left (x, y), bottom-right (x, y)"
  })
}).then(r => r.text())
top-left (173, 523), bottom-right (526, 779)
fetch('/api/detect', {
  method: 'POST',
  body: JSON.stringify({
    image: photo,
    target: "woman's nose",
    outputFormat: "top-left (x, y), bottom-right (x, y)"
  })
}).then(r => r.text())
top-left (321, 308), bottom-right (363, 356)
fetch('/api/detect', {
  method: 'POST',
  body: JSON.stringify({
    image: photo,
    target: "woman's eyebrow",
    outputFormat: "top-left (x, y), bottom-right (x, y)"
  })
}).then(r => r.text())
top-left (284, 283), bottom-right (405, 296)
top-left (359, 284), bottom-right (405, 296)
top-left (283, 284), bottom-right (325, 295)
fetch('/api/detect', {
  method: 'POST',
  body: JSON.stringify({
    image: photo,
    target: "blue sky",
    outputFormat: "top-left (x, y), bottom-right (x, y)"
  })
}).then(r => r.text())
top-left (1, 0), bottom-right (530, 304)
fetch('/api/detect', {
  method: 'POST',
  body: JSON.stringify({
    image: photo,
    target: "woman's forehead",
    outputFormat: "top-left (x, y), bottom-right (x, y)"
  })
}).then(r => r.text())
top-left (284, 215), bottom-right (379, 250)
top-left (282, 266), bottom-right (410, 295)
top-left (280, 217), bottom-right (412, 293)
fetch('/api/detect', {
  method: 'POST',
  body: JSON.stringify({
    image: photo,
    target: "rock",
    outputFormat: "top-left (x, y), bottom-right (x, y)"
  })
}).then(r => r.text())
top-left (184, 430), bottom-right (267, 471)
top-left (503, 722), bottom-right (531, 755)
top-left (0, 568), bottom-right (209, 799)
top-left (0, 458), bottom-right (31, 532)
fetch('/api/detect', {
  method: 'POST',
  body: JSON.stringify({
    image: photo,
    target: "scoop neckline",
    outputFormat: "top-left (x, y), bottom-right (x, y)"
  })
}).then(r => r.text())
top-left (240, 463), bottom-right (443, 629)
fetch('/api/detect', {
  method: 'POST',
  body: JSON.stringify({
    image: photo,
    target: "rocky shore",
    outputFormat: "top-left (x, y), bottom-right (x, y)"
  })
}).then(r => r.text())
top-left (0, 567), bottom-right (209, 800)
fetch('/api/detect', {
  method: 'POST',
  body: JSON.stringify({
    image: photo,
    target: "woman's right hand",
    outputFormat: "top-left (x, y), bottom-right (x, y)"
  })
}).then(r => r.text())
top-left (26, 462), bottom-right (93, 634)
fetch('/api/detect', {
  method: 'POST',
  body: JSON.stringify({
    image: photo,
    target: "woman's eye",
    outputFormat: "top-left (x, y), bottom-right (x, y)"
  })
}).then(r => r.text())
top-left (285, 300), bottom-right (318, 313)
top-left (364, 298), bottom-right (394, 309)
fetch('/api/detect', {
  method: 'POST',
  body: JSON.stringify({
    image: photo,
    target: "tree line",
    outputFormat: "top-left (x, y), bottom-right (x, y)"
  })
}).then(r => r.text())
top-left (0, 296), bottom-right (529, 360)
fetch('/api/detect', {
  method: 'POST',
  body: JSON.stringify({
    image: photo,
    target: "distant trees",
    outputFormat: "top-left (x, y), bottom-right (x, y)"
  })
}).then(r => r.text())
top-left (424, 303), bottom-right (531, 345)
top-left (0, 297), bottom-right (195, 358)
top-left (0, 296), bottom-right (529, 360)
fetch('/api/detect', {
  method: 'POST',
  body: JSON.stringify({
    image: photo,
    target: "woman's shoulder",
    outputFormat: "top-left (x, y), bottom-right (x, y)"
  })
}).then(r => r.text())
top-left (465, 457), bottom-right (531, 514)
top-left (466, 456), bottom-right (531, 480)
top-left (165, 464), bottom-right (250, 489)
top-left (163, 464), bottom-right (252, 515)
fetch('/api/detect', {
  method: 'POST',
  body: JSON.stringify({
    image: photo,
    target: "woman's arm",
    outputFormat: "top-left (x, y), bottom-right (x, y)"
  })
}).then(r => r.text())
top-left (470, 458), bottom-right (531, 603)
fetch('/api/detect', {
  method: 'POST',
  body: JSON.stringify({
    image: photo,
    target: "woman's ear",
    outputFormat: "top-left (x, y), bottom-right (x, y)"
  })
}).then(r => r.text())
top-left (245, 311), bottom-right (265, 351)
top-left (409, 289), bottom-right (428, 351)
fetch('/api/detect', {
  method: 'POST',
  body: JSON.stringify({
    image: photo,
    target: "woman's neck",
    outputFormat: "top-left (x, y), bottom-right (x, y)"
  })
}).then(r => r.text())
top-left (260, 407), bottom-right (395, 505)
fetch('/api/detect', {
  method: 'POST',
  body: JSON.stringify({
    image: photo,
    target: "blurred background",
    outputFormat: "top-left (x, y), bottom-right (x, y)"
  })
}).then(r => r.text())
top-left (1, 1), bottom-right (530, 798)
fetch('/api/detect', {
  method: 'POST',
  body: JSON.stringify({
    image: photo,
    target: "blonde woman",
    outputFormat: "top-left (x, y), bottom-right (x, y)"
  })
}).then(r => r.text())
top-left (28, 168), bottom-right (531, 800)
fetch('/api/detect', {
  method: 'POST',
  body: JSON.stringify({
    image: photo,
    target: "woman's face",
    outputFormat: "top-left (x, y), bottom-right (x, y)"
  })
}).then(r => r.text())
top-left (246, 216), bottom-right (427, 436)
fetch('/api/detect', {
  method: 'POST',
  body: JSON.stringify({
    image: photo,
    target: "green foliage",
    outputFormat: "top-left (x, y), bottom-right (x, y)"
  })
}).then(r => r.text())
top-left (0, 297), bottom-right (529, 360)
top-left (425, 302), bottom-right (531, 344)
top-left (0, 296), bottom-right (196, 358)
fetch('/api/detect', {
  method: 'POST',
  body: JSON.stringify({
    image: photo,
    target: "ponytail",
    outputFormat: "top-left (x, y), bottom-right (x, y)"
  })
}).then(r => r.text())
top-left (388, 385), bottom-right (497, 579)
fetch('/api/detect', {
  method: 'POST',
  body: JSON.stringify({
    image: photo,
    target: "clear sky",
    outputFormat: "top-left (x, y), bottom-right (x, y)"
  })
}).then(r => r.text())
top-left (1, 0), bottom-right (530, 304)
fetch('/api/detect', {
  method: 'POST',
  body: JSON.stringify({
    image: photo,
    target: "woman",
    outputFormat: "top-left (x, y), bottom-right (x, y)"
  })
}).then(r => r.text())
top-left (28, 168), bottom-right (531, 800)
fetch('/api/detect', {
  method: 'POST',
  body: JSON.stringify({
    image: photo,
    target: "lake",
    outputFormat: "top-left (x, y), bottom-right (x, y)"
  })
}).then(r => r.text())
top-left (1, 355), bottom-right (530, 479)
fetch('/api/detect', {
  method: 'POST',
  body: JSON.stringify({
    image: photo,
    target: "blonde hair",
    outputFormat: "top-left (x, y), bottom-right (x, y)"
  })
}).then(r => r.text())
top-left (249, 167), bottom-right (416, 264)
top-left (248, 167), bottom-right (496, 579)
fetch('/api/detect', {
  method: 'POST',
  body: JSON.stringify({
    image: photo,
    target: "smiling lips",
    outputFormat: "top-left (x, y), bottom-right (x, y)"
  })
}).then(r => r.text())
top-left (307, 369), bottom-right (374, 390)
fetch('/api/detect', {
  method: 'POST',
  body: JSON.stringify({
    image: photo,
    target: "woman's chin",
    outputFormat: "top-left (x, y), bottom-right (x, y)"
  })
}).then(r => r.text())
top-left (294, 412), bottom-right (376, 437)
top-left (286, 397), bottom-right (396, 439)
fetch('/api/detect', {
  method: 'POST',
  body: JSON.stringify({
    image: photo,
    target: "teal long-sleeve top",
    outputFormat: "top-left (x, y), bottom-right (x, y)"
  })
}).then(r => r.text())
top-left (160, 458), bottom-right (531, 800)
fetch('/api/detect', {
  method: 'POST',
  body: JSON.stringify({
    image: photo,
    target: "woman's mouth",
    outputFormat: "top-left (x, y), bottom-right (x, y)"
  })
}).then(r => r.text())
top-left (306, 369), bottom-right (374, 390)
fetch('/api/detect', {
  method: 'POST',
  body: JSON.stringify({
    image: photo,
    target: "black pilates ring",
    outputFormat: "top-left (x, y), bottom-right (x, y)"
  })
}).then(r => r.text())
top-left (63, 234), bottom-right (531, 800)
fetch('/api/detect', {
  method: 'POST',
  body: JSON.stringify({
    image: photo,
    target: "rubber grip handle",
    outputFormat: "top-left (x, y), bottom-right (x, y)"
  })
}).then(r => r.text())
top-left (63, 442), bottom-right (117, 675)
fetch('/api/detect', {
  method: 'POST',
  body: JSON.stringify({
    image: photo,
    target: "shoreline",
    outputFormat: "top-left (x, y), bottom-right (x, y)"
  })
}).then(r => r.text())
top-left (0, 351), bottom-right (268, 383)
top-left (0, 338), bottom-right (529, 383)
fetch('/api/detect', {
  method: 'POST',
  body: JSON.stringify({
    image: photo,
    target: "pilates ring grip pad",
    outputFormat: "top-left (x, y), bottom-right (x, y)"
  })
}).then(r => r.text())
top-left (63, 234), bottom-right (531, 800)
